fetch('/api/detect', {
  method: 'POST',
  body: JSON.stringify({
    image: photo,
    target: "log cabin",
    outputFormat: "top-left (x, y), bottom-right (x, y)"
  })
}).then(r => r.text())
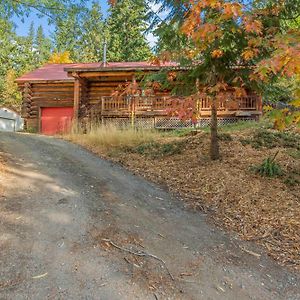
top-left (16, 62), bottom-right (262, 135)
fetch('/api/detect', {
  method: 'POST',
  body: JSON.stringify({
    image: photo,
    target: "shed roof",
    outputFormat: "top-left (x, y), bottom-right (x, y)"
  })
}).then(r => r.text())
top-left (16, 62), bottom-right (179, 83)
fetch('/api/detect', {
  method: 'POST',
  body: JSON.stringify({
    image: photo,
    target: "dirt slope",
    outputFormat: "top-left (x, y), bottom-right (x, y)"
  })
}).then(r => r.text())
top-left (0, 132), bottom-right (299, 299)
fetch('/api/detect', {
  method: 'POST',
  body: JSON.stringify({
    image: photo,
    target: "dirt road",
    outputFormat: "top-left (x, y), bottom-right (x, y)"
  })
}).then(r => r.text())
top-left (0, 132), bottom-right (299, 300)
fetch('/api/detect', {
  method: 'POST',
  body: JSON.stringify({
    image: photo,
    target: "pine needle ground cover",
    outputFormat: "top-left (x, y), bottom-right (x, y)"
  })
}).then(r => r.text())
top-left (66, 126), bottom-right (300, 270)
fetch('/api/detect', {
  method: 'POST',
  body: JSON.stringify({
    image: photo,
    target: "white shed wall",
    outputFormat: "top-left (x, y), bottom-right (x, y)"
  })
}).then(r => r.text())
top-left (0, 108), bottom-right (24, 132)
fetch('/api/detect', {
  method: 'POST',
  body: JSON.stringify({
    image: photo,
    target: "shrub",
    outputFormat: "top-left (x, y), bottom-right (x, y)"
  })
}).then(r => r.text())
top-left (253, 151), bottom-right (282, 177)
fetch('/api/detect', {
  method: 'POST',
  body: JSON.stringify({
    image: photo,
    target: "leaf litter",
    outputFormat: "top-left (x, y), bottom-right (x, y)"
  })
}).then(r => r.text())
top-left (67, 128), bottom-right (300, 271)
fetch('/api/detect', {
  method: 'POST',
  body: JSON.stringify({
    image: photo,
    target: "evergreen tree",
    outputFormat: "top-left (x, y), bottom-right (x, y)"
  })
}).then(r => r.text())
top-left (78, 2), bottom-right (106, 62)
top-left (106, 0), bottom-right (152, 62)
top-left (23, 22), bottom-right (36, 65)
top-left (52, 5), bottom-right (83, 61)
top-left (35, 25), bottom-right (52, 66)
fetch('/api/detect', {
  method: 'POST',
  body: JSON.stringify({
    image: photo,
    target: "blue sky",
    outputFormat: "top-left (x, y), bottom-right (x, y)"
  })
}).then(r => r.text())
top-left (11, 0), bottom-right (160, 46)
top-left (11, 0), bottom-right (109, 37)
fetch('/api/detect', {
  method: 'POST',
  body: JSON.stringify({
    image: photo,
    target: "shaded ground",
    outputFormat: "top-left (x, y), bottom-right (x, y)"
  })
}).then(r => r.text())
top-left (0, 132), bottom-right (299, 299)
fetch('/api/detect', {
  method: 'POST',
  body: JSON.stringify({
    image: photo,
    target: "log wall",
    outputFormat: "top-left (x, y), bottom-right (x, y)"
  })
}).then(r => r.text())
top-left (20, 81), bottom-right (74, 132)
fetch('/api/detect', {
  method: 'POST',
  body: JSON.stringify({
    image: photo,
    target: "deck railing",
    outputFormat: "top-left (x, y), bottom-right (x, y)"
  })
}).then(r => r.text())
top-left (93, 94), bottom-right (261, 116)
top-left (199, 95), bottom-right (259, 111)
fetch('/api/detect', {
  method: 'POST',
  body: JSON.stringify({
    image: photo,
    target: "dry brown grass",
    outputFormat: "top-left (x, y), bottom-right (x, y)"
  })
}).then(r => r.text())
top-left (65, 124), bottom-right (160, 154)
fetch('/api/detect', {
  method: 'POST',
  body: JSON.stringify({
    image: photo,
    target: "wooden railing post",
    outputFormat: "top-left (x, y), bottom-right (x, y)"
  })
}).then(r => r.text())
top-left (131, 96), bottom-right (135, 128)
top-left (131, 75), bottom-right (137, 128)
top-left (195, 78), bottom-right (200, 119)
top-left (101, 97), bottom-right (105, 125)
top-left (73, 78), bottom-right (80, 123)
top-left (258, 95), bottom-right (263, 112)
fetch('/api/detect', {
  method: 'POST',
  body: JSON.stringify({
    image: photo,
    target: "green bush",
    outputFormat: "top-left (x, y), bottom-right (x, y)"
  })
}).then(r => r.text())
top-left (253, 151), bottom-right (282, 177)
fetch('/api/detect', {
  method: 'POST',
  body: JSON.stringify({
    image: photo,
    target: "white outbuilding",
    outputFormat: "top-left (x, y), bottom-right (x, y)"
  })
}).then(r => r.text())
top-left (0, 107), bottom-right (24, 132)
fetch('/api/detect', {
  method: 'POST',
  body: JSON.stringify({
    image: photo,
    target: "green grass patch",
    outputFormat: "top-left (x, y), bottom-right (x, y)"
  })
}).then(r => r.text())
top-left (162, 128), bottom-right (199, 137)
top-left (218, 120), bottom-right (262, 132)
top-left (284, 174), bottom-right (300, 187)
top-left (287, 149), bottom-right (300, 159)
top-left (218, 132), bottom-right (233, 141)
top-left (241, 129), bottom-right (300, 150)
top-left (133, 141), bottom-right (184, 158)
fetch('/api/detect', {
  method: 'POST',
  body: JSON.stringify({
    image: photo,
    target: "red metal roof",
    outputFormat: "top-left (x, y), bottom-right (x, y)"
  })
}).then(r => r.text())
top-left (16, 63), bottom-right (100, 82)
top-left (16, 62), bottom-right (179, 82)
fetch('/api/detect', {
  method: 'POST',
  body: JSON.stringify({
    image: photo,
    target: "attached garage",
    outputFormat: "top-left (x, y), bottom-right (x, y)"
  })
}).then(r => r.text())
top-left (16, 63), bottom-right (100, 134)
top-left (41, 107), bottom-right (73, 135)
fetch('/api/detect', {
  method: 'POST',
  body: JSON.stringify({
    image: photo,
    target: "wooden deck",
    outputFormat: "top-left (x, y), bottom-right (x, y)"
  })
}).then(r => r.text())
top-left (87, 94), bottom-right (262, 118)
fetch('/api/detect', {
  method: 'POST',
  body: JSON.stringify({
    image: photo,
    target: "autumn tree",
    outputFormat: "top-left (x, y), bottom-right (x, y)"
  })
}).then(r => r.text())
top-left (48, 51), bottom-right (73, 63)
top-left (106, 0), bottom-right (152, 61)
top-left (0, 18), bottom-right (29, 102)
top-left (0, 0), bottom-right (77, 110)
top-left (0, 69), bottom-right (22, 111)
top-left (154, 0), bottom-right (300, 159)
top-left (0, 18), bottom-right (17, 90)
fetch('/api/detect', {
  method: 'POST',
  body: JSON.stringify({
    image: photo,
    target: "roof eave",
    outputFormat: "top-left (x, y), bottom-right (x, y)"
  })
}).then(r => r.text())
top-left (64, 66), bottom-right (187, 73)
top-left (15, 79), bottom-right (75, 84)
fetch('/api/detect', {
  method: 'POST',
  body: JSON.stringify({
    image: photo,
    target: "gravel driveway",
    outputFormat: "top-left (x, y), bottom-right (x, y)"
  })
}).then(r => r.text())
top-left (0, 132), bottom-right (299, 300)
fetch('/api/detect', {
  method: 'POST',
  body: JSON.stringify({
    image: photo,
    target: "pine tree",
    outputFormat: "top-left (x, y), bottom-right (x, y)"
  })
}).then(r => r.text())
top-left (18, 22), bottom-right (36, 68)
top-left (78, 2), bottom-right (106, 62)
top-left (106, 0), bottom-right (152, 62)
top-left (52, 5), bottom-right (83, 61)
top-left (35, 25), bottom-right (52, 66)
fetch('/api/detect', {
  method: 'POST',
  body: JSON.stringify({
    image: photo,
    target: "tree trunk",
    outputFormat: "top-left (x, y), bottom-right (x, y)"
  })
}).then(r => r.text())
top-left (210, 97), bottom-right (220, 160)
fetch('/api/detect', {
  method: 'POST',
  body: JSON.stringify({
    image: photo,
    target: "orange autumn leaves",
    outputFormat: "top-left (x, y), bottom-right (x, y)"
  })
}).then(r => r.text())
top-left (181, 0), bottom-right (264, 60)
top-left (254, 33), bottom-right (300, 81)
top-left (211, 49), bottom-right (223, 58)
top-left (180, 0), bottom-right (299, 82)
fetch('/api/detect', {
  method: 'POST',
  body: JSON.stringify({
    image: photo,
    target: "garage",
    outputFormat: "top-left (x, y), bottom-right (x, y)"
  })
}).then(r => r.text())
top-left (0, 107), bottom-right (24, 132)
top-left (41, 107), bottom-right (73, 135)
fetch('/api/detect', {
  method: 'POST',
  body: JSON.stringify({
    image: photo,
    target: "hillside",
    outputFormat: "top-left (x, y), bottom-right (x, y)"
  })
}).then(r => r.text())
top-left (66, 123), bottom-right (300, 270)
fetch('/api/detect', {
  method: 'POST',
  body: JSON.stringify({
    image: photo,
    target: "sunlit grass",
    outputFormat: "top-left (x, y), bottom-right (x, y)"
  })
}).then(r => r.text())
top-left (65, 123), bottom-right (160, 152)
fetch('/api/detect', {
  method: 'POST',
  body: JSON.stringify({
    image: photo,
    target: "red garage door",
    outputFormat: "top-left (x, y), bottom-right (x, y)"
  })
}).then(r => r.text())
top-left (41, 107), bottom-right (73, 135)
